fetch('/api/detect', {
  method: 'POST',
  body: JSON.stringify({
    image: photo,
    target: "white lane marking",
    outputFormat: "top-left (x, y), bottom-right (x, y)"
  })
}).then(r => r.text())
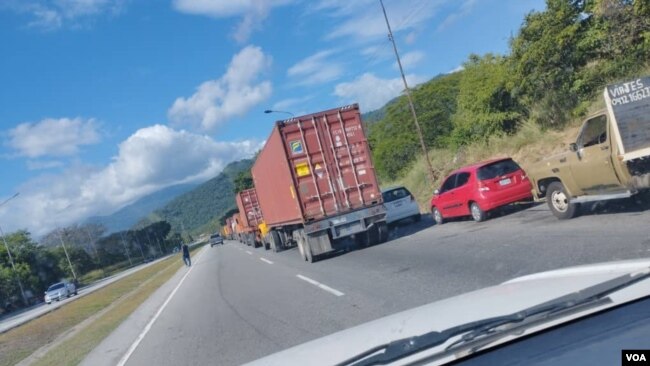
top-left (117, 247), bottom-right (208, 366)
top-left (246, 250), bottom-right (253, 255)
top-left (296, 274), bottom-right (344, 297)
top-left (260, 257), bottom-right (273, 264)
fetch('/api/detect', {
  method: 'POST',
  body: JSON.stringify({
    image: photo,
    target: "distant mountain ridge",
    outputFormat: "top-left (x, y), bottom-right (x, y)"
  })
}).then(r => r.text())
top-left (141, 158), bottom-right (254, 235)
top-left (86, 183), bottom-right (198, 233)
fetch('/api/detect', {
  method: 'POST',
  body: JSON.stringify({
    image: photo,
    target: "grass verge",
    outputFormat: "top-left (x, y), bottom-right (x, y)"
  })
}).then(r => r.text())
top-left (0, 245), bottom-right (204, 366)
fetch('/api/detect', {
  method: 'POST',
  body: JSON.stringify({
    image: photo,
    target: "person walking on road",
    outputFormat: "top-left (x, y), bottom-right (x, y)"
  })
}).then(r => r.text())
top-left (182, 243), bottom-right (191, 267)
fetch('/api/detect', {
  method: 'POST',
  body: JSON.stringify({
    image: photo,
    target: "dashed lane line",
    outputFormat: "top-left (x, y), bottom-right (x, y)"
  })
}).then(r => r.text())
top-left (296, 274), bottom-right (345, 297)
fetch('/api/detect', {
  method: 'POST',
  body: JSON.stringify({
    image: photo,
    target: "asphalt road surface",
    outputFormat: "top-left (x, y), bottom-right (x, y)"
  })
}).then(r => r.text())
top-left (85, 199), bottom-right (650, 366)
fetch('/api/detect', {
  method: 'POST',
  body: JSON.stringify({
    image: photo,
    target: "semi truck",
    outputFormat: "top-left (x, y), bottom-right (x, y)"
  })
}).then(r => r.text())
top-left (528, 75), bottom-right (650, 219)
top-left (230, 212), bottom-right (244, 243)
top-left (234, 188), bottom-right (265, 248)
top-left (252, 104), bottom-right (387, 262)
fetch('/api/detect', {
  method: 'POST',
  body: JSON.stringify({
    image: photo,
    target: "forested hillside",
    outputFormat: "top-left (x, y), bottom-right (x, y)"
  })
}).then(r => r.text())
top-left (140, 159), bottom-right (254, 235)
top-left (369, 0), bottom-right (650, 182)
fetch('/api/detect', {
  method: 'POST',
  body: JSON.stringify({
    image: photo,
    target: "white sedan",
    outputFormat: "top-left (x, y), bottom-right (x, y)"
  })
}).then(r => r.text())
top-left (382, 186), bottom-right (421, 225)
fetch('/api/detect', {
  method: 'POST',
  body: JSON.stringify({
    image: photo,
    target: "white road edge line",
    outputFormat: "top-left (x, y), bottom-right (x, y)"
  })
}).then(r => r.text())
top-left (117, 246), bottom-right (208, 366)
top-left (260, 257), bottom-right (273, 264)
top-left (296, 274), bottom-right (344, 297)
top-left (246, 250), bottom-right (253, 255)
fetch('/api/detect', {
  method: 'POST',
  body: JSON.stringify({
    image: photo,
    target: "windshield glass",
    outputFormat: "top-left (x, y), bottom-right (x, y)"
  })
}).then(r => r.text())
top-left (477, 160), bottom-right (521, 180)
top-left (382, 188), bottom-right (410, 202)
top-left (1, 1), bottom-right (649, 366)
top-left (47, 283), bottom-right (64, 291)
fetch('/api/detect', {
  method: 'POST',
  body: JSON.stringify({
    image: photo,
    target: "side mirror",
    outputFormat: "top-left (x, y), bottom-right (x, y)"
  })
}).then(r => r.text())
top-left (433, 189), bottom-right (440, 195)
top-left (569, 143), bottom-right (578, 152)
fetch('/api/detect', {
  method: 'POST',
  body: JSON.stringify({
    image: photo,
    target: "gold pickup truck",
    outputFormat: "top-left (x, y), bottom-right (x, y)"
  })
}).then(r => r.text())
top-left (528, 76), bottom-right (650, 219)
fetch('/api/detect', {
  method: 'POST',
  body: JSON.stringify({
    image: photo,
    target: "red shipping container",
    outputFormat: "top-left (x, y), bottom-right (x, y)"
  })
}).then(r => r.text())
top-left (252, 104), bottom-right (383, 228)
top-left (235, 188), bottom-right (263, 231)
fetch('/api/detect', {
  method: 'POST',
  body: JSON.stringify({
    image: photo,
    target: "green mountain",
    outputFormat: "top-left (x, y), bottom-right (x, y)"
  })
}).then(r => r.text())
top-left (86, 183), bottom-right (198, 233)
top-left (141, 158), bottom-right (254, 235)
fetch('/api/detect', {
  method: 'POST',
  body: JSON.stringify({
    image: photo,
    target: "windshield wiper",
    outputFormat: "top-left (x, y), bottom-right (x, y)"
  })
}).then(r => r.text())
top-left (336, 268), bottom-right (650, 366)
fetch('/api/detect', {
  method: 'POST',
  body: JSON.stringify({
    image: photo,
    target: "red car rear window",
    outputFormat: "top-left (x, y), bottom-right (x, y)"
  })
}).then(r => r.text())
top-left (477, 159), bottom-right (521, 180)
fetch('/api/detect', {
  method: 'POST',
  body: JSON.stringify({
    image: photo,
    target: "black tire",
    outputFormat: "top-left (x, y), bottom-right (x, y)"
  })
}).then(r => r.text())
top-left (295, 230), bottom-right (307, 260)
top-left (431, 207), bottom-right (444, 225)
top-left (305, 241), bottom-right (314, 263)
top-left (377, 221), bottom-right (389, 244)
top-left (270, 230), bottom-right (282, 253)
top-left (547, 182), bottom-right (579, 219)
top-left (470, 202), bottom-right (486, 222)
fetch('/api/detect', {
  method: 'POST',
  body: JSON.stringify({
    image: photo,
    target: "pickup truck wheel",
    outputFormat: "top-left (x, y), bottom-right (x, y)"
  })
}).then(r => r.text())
top-left (470, 202), bottom-right (486, 222)
top-left (547, 182), bottom-right (579, 219)
top-left (431, 207), bottom-right (444, 225)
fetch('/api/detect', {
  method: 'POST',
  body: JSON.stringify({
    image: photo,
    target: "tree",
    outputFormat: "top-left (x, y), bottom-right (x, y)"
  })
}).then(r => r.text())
top-left (368, 72), bottom-right (461, 180)
top-left (450, 54), bottom-right (521, 144)
top-left (233, 170), bottom-right (254, 193)
top-left (510, 0), bottom-right (586, 126)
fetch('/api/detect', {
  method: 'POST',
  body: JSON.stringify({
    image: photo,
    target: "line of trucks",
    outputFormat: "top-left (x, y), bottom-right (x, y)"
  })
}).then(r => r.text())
top-left (219, 75), bottom-right (650, 262)
top-left (220, 104), bottom-right (387, 263)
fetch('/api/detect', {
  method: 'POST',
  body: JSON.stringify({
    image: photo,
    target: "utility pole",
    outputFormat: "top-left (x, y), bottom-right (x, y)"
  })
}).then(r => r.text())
top-left (379, 0), bottom-right (435, 186)
top-left (0, 192), bottom-right (28, 306)
top-left (57, 228), bottom-right (77, 281)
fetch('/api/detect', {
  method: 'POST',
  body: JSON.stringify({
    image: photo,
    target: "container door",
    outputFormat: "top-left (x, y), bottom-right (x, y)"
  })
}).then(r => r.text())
top-left (318, 107), bottom-right (380, 212)
top-left (283, 119), bottom-right (340, 221)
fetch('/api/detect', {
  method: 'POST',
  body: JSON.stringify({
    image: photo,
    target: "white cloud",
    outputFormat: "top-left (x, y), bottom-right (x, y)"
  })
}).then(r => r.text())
top-left (315, 0), bottom-right (447, 41)
top-left (168, 45), bottom-right (272, 131)
top-left (0, 125), bottom-right (261, 236)
top-left (395, 51), bottom-right (424, 71)
top-left (447, 65), bottom-right (465, 74)
top-left (2, 0), bottom-right (125, 30)
top-left (173, 0), bottom-right (294, 42)
top-left (287, 50), bottom-right (344, 86)
top-left (404, 31), bottom-right (417, 45)
top-left (437, 0), bottom-right (477, 32)
top-left (334, 72), bottom-right (425, 111)
top-left (7, 117), bottom-right (101, 158)
top-left (271, 96), bottom-right (312, 111)
top-left (26, 160), bottom-right (65, 170)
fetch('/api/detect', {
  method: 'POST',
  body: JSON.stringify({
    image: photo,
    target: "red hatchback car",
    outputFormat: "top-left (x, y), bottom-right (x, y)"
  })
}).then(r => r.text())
top-left (430, 158), bottom-right (533, 224)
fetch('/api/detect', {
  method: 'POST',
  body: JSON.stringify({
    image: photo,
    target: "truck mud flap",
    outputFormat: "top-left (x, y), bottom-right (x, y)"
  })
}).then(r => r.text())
top-left (306, 231), bottom-right (333, 256)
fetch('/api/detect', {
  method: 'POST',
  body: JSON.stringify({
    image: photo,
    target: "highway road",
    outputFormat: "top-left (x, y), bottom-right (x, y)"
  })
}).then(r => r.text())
top-left (84, 199), bottom-right (650, 366)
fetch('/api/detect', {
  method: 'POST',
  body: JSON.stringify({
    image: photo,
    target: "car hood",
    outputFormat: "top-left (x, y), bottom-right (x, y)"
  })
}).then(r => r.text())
top-left (245, 258), bottom-right (650, 366)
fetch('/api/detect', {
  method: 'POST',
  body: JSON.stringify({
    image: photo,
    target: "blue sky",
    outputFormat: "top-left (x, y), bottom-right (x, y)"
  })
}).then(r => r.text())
top-left (0, 0), bottom-right (544, 235)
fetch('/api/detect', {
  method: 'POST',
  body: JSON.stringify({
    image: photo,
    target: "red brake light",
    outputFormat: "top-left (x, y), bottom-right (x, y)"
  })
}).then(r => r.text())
top-left (478, 181), bottom-right (490, 192)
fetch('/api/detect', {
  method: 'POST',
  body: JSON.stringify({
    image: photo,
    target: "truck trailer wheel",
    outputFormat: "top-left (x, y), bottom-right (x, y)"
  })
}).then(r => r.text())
top-left (377, 221), bottom-right (389, 244)
top-left (295, 230), bottom-right (307, 260)
top-left (547, 182), bottom-right (579, 219)
top-left (270, 230), bottom-right (282, 253)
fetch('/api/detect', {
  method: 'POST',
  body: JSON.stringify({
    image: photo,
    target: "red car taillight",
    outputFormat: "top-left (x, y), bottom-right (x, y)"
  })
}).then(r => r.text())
top-left (478, 181), bottom-right (490, 192)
